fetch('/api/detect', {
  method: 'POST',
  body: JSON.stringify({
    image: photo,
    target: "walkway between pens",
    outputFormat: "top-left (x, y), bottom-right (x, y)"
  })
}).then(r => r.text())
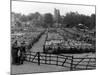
top-left (30, 33), bottom-right (47, 52)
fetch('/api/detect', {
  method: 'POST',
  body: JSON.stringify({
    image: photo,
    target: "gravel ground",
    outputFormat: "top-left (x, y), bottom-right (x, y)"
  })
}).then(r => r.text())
top-left (11, 61), bottom-right (69, 74)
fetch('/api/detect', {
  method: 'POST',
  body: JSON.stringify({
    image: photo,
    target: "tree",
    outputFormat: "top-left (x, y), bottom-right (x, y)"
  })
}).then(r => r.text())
top-left (62, 12), bottom-right (95, 29)
top-left (27, 12), bottom-right (41, 21)
top-left (90, 14), bottom-right (96, 29)
top-left (44, 13), bottom-right (54, 28)
top-left (63, 12), bottom-right (80, 27)
top-left (15, 21), bottom-right (22, 27)
top-left (20, 15), bottom-right (28, 22)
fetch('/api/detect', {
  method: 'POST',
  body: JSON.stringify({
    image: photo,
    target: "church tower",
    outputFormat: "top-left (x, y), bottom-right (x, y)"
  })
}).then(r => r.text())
top-left (54, 8), bottom-right (61, 27)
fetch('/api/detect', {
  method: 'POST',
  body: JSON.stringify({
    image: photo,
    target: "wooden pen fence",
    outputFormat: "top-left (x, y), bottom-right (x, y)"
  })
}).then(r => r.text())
top-left (25, 52), bottom-right (96, 71)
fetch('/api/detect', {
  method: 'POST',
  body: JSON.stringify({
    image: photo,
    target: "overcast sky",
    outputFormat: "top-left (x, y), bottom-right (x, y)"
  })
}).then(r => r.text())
top-left (12, 1), bottom-right (95, 16)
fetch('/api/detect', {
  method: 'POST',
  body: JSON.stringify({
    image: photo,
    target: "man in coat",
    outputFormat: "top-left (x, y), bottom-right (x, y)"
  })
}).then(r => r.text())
top-left (11, 40), bottom-right (19, 65)
top-left (19, 41), bottom-right (26, 64)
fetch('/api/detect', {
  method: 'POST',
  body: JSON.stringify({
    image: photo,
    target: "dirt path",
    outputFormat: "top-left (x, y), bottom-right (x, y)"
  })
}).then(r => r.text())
top-left (30, 33), bottom-right (47, 52)
top-left (11, 61), bottom-right (69, 74)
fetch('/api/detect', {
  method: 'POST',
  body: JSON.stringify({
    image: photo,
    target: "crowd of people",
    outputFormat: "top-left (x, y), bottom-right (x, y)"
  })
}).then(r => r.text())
top-left (11, 40), bottom-right (26, 65)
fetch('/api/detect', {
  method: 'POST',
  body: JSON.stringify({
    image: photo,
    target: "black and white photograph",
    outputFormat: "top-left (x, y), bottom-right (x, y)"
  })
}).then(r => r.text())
top-left (11, 0), bottom-right (96, 74)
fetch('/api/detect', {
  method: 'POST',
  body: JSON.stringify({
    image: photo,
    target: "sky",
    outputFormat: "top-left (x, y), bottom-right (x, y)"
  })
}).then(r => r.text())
top-left (12, 1), bottom-right (95, 16)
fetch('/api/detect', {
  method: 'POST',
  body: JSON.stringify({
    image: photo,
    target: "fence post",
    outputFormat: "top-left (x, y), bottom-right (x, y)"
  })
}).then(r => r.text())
top-left (45, 53), bottom-right (47, 64)
top-left (29, 51), bottom-right (31, 61)
top-left (37, 52), bottom-right (40, 65)
top-left (70, 56), bottom-right (73, 71)
top-left (49, 54), bottom-right (51, 64)
top-left (86, 58), bottom-right (91, 69)
top-left (56, 55), bottom-right (58, 65)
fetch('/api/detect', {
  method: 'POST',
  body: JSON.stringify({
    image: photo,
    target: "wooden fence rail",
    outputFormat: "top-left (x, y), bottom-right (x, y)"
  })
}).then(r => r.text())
top-left (25, 52), bottom-right (96, 71)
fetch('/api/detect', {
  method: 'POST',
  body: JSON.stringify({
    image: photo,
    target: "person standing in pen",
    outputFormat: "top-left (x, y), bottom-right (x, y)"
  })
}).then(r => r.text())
top-left (20, 41), bottom-right (26, 64)
top-left (11, 40), bottom-right (19, 65)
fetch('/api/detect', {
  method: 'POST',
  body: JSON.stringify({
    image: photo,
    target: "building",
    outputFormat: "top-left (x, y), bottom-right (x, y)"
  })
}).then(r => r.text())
top-left (54, 8), bottom-right (61, 27)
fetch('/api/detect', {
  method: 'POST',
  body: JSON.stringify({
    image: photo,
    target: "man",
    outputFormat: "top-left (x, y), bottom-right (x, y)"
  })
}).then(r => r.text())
top-left (20, 41), bottom-right (26, 64)
top-left (11, 40), bottom-right (19, 65)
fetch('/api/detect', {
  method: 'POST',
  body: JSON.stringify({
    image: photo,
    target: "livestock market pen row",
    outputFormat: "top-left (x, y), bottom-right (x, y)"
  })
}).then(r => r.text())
top-left (11, 28), bottom-right (46, 50)
top-left (43, 28), bottom-right (95, 54)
